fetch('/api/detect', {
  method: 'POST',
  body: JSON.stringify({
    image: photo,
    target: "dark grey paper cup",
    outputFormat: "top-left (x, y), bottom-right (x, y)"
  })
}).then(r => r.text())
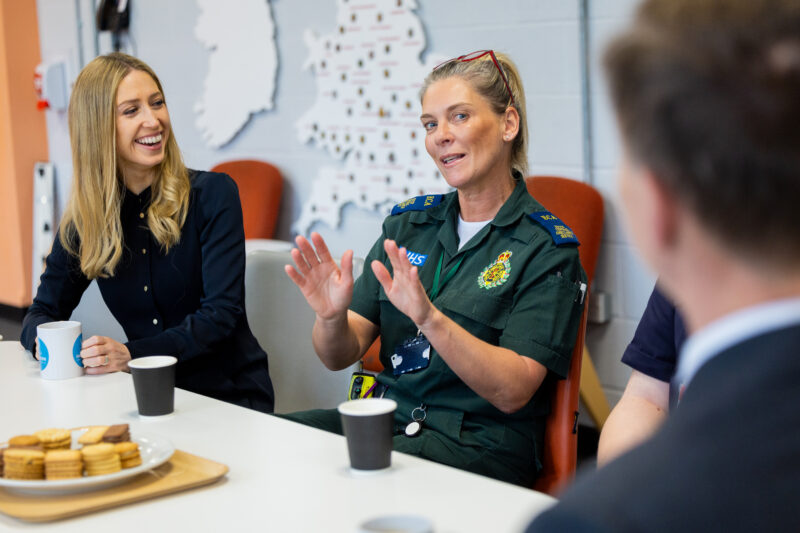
top-left (338, 398), bottom-right (397, 472)
top-left (128, 356), bottom-right (177, 416)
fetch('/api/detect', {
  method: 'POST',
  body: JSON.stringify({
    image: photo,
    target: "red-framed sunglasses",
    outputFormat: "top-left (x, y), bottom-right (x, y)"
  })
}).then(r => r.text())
top-left (433, 50), bottom-right (515, 106)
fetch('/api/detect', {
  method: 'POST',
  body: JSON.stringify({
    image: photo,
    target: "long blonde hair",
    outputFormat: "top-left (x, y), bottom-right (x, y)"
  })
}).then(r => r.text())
top-left (60, 53), bottom-right (189, 279)
top-left (420, 51), bottom-right (529, 176)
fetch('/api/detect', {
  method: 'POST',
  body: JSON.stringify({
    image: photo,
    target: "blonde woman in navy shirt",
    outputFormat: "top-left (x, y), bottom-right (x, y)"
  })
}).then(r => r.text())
top-left (21, 53), bottom-right (274, 413)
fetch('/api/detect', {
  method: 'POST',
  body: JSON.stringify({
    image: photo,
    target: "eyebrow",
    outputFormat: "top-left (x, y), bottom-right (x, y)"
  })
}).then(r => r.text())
top-left (116, 92), bottom-right (163, 109)
top-left (419, 102), bottom-right (472, 121)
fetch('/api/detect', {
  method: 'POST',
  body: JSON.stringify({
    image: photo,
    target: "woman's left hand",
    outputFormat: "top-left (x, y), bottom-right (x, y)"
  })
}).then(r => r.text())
top-left (371, 239), bottom-right (436, 327)
top-left (80, 336), bottom-right (131, 374)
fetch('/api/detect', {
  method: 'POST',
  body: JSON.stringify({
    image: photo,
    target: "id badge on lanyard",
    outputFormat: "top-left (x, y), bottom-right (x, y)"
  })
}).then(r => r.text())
top-left (389, 252), bottom-right (464, 377)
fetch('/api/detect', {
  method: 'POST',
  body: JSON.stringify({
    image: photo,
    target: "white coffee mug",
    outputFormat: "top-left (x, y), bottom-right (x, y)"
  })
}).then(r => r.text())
top-left (37, 321), bottom-right (84, 380)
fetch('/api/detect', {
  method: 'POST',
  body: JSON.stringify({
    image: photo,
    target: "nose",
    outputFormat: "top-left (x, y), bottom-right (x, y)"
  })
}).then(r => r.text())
top-left (433, 121), bottom-right (453, 146)
top-left (141, 106), bottom-right (160, 127)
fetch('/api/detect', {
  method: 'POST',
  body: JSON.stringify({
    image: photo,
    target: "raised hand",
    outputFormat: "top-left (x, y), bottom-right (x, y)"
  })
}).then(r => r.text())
top-left (285, 232), bottom-right (354, 320)
top-left (371, 239), bottom-right (435, 327)
top-left (80, 335), bottom-right (132, 374)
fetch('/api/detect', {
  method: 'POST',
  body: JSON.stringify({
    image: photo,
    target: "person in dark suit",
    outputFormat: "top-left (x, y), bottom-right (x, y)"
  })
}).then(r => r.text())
top-left (527, 0), bottom-right (800, 530)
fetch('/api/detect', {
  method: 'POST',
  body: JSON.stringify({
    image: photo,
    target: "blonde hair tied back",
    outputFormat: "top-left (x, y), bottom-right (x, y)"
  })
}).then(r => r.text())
top-left (419, 51), bottom-right (529, 176)
top-left (60, 52), bottom-right (189, 279)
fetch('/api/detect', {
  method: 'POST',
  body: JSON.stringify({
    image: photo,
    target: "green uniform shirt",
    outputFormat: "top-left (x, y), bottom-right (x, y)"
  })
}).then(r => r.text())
top-left (349, 178), bottom-right (586, 485)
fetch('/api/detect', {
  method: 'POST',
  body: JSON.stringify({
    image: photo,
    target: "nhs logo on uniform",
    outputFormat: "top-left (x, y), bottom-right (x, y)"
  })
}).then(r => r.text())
top-left (405, 249), bottom-right (428, 266)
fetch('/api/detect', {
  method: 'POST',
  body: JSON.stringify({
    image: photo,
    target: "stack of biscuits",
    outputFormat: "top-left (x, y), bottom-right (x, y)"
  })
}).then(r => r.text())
top-left (33, 428), bottom-right (72, 451)
top-left (81, 443), bottom-right (122, 477)
top-left (3, 448), bottom-right (45, 480)
top-left (44, 449), bottom-right (83, 480)
top-left (115, 442), bottom-right (142, 468)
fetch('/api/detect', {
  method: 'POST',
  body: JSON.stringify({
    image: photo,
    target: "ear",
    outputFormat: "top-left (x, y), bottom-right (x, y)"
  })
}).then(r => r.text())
top-left (502, 106), bottom-right (520, 142)
top-left (641, 167), bottom-right (680, 253)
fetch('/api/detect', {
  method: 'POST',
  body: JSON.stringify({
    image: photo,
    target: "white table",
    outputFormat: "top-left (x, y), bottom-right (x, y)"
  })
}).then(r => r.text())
top-left (0, 341), bottom-right (554, 532)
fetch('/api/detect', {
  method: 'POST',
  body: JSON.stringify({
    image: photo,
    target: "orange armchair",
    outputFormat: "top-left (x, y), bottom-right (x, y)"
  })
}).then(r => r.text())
top-left (210, 159), bottom-right (283, 240)
top-left (527, 175), bottom-right (604, 496)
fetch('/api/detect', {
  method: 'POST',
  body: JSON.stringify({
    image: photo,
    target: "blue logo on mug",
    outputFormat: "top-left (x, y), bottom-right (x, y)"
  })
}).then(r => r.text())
top-left (73, 334), bottom-right (83, 367)
top-left (40, 340), bottom-right (49, 370)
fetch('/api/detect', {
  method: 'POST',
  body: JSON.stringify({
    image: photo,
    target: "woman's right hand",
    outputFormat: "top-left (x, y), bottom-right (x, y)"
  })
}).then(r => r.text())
top-left (285, 232), bottom-right (354, 320)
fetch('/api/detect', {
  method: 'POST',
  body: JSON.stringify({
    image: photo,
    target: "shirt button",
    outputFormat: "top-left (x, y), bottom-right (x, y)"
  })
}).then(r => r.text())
top-left (152, 318), bottom-right (158, 325)
top-left (144, 285), bottom-right (148, 292)
top-left (142, 248), bottom-right (147, 255)
top-left (139, 212), bottom-right (145, 219)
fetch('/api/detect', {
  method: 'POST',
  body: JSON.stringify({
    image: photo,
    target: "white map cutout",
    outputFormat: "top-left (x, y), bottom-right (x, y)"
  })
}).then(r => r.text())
top-left (295, 0), bottom-right (450, 234)
top-left (194, 0), bottom-right (278, 148)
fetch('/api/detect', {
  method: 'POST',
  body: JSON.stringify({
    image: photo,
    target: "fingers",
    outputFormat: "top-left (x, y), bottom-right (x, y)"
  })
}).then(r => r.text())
top-left (340, 249), bottom-right (354, 284)
top-left (371, 259), bottom-right (393, 292)
top-left (310, 232), bottom-right (335, 264)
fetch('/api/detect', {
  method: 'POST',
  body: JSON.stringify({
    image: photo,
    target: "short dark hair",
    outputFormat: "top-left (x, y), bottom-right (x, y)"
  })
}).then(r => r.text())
top-left (604, 0), bottom-right (800, 268)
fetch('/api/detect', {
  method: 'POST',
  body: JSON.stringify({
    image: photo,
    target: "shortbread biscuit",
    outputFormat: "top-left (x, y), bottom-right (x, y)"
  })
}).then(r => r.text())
top-left (81, 443), bottom-right (121, 476)
top-left (78, 426), bottom-right (110, 446)
top-left (8, 435), bottom-right (40, 448)
top-left (33, 428), bottom-right (71, 450)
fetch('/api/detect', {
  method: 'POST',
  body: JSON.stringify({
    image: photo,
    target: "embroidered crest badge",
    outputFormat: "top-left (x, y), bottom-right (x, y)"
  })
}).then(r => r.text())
top-left (478, 250), bottom-right (513, 289)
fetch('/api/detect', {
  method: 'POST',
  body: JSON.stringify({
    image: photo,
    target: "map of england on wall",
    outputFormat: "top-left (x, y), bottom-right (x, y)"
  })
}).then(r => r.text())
top-left (295, 0), bottom-right (449, 234)
top-left (195, 0), bottom-right (278, 148)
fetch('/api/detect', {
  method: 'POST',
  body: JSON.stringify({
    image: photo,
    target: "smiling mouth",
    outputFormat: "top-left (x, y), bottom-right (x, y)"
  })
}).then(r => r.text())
top-left (136, 133), bottom-right (163, 146)
top-left (441, 154), bottom-right (465, 166)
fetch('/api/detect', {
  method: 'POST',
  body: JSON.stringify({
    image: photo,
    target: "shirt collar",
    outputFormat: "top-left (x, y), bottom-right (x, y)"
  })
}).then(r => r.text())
top-left (675, 297), bottom-right (800, 388)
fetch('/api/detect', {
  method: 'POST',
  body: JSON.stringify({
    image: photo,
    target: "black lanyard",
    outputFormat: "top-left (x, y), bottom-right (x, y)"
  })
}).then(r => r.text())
top-left (428, 252), bottom-right (465, 301)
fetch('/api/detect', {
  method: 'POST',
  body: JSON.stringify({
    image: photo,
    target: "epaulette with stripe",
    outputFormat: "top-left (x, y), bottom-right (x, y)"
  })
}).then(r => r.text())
top-left (528, 211), bottom-right (580, 245)
top-left (390, 194), bottom-right (444, 215)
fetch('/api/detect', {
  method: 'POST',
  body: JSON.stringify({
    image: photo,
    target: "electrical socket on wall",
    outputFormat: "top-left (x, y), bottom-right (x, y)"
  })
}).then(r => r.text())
top-left (588, 290), bottom-right (612, 324)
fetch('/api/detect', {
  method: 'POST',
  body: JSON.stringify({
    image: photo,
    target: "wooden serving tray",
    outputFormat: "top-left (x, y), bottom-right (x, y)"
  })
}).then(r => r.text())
top-left (0, 450), bottom-right (228, 522)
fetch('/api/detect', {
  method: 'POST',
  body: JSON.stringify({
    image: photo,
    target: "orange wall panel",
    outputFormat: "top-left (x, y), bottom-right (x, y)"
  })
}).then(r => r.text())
top-left (0, 0), bottom-right (49, 307)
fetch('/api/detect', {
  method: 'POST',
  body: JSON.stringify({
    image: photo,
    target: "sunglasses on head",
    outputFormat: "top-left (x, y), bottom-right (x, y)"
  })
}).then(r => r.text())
top-left (433, 50), bottom-right (515, 106)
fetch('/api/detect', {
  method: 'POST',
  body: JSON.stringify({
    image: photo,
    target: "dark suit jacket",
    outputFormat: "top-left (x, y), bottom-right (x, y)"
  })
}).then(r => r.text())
top-left (527, 323), bottom-right (800, 532)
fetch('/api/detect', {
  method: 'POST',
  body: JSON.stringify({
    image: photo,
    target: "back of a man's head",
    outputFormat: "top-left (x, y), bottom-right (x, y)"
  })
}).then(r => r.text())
top-left (604, 0), bottom-right (800, 270)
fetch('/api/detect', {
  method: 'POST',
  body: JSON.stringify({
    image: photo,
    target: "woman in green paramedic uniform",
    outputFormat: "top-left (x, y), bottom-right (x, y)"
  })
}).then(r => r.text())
top-left (285, 51), bottom-right (586, 486)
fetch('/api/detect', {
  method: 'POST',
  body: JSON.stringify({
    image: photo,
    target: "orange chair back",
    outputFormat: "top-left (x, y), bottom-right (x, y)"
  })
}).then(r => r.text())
top-left (527, 175), bottom-right (604, 495)
top-left (210, 160), bottom-right (283, 239)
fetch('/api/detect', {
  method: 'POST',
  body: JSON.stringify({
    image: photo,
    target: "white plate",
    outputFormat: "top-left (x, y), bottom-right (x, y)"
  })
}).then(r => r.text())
top-left (0, 433), bottom-right (174, 494)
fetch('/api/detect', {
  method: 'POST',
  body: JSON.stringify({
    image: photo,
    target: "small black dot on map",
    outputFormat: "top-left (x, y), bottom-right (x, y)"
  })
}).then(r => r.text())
top-left (360, 135), bottom-right (365, 143)
top-left (385, 44), bottom-right (391, 53)
top-left (385, 175), bottom-right (391, 183)
top-left (377, 13), bottom-right (383, 22)
top-left (397, 0), bottom-right (402, 6)
top-left (418, 189), bottom-right (424, 195)
top-left (325, 41), bottom-right (331, 49)
top-left (331, 133), bottom-right (337, 140)
top-left (369, 153), bottom-right (375, 161)
top-left (361, 194), bottom-right (367, 201)
top-left (368, 51), bottom-right (375, 59)
top-left (312, 123), bottom-right (318, 131)
top-left (358, 87), bottom-right (364, 96)
top-left (391, 93), bottom-right (397, 102)
top-left (339, 26), bottom-right (345, 34)
top-left (358, 59), bottom-right (364, 68)
top-left (349, 174), bottom-right (355, 181)
top-left (321, 61), bottom-right (326, 69)
top-left (410, 131), bottom-right (416, 139)
top-left (407, 170), bottom-right (413, 178)
top-left (335, 146), bottom-right (341, 153)
top-left (332, 90), bottom-right (337, 99)
top-left (351, 13), bottom-right (356, 22)
top-left (333, 194), bottom-right (338, 201)
top-left (435, 171), bottom-right (440, 178)
top-left (404, 187), bottom-right (410, 194)
top-left (345, 134), bottom-right (351, 142)
top-left (383, 131), bottom-right (389, 140)
top-left (408, 28), bottom-right (414, 37)
top-left (388, 153), bottom-right (395, 163)
top-left (384, 69), bottom-right (390, 78)
top-left (405, 101), bottom-right (412, 109)
top-left (311, 204), bottom-right (317, 212)
top-left (412, 148), bottom-right (418, 157)
top-left (336, 44), bottom-right (341, 52)
top-left (341, 73), bottom-right (347, 81)
top-left (347, 108), bottom-right (352, 116)
top-left (320, 132), bottom-right (326, 139)
top-left (366, 101), bottom-right (371, 109)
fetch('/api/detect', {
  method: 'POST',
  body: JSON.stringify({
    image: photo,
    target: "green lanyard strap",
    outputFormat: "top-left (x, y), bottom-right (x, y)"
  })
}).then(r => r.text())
top-left (428, 252), bottom-right (465, 301)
